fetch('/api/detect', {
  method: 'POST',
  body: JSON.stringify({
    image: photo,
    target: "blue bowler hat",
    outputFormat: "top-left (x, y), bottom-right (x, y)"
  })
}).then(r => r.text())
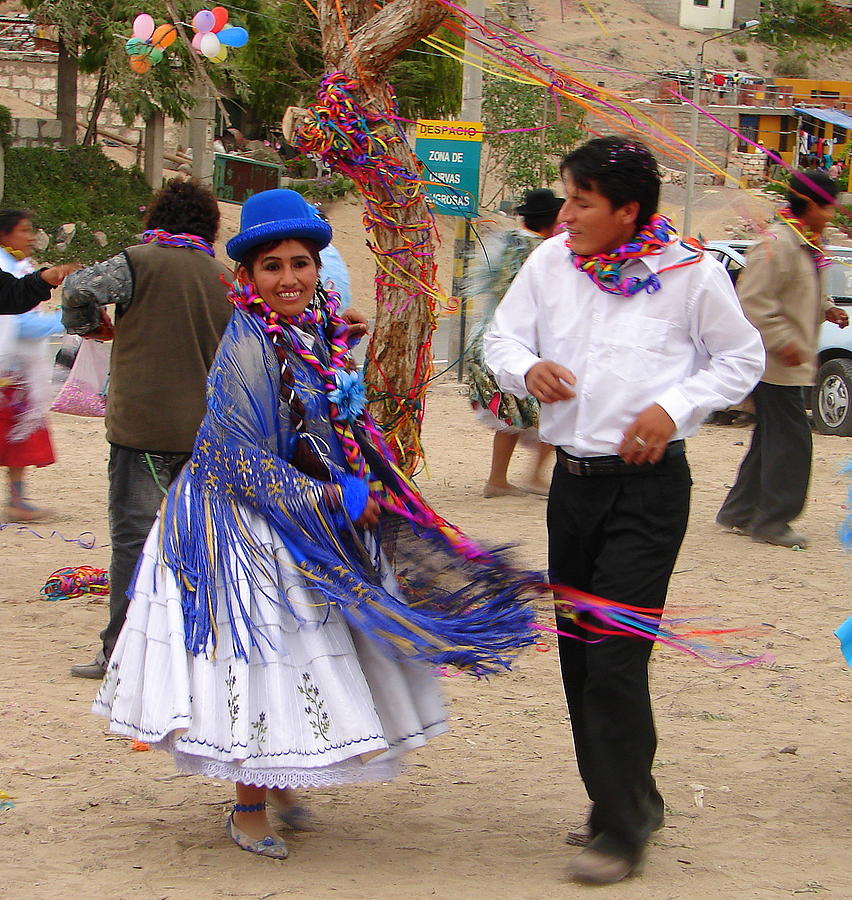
top-left (226, 189), bottom-right (332, 262)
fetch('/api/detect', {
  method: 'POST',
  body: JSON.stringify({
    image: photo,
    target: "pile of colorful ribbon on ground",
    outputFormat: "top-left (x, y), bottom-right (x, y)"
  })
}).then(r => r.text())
top-left (40, 566), bottom-right (109, 601)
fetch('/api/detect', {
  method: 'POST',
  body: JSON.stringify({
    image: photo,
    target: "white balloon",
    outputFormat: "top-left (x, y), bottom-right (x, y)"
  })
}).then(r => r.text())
top-left (199, 32), bottom-right (221, 59)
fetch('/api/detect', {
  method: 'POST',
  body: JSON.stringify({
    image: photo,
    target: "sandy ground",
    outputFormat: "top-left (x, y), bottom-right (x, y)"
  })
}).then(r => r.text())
top-left (1, 11), bottom-right (850, 891)
top-left (0, 381), bottom-right (849, 900)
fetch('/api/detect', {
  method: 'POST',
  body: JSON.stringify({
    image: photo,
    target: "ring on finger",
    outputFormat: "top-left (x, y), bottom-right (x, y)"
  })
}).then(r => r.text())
top-left (634, 436), bottom-right (647, 448)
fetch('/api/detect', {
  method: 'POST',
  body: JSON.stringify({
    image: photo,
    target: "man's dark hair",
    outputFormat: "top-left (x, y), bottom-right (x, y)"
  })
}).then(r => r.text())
top-left (144, 177), bottom-right (221, 243)
top-left (560, 136), bottom-right (661, 230)
top-left (522, 209), bottom-right (560, 234)
top-left (787, 168), bottom-right (838, 216)
top-left (0, 209), bottom-right (31, 238)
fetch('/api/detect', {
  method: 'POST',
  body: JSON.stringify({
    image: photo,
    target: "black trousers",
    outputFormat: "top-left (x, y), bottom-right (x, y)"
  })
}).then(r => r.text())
top-left (717, 381), bottom-right (812, 537)
top-left (548, 452), bottom-right (691, 861)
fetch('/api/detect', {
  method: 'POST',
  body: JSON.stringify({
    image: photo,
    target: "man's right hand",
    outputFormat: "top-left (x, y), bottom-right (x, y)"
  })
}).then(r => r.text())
top-left (84, 307), bottom-right (114, 341)
top-left (524, 360), bottom-right (576, 404)
top-left (776, 341), bottom-right (803, 367)
top-left (39, 263), bottom-right (81, 287)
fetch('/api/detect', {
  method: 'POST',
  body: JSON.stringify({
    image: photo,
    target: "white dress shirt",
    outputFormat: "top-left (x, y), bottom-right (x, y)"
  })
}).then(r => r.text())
top-left (484, 233), bottom-right (765, 457)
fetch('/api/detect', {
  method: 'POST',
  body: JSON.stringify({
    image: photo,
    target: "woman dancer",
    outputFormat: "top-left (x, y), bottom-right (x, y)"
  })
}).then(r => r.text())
top-left (94, 190), bottom-right (535, 859)
top-left (0, 209), bottom-right (63, 521)
top-left (466, 189), bottom-right (562, 498)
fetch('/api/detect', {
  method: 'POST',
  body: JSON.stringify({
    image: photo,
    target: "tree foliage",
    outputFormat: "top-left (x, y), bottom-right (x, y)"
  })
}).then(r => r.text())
top-left (758, 0), bottom-right (852, 45)
top-left (387, 27), bottom-right (462, 120)
top-left (224, 0), bottom-right (324, 128)
top-left (481, 75), bottom-right (584, 206)
top-left (24, 0), bottom-right (198, 128)
top-left (222, 3), bottom-right (460, 130)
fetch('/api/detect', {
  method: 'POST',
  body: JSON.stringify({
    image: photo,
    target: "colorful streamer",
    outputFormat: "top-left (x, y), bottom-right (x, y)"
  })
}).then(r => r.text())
top-left (39, 566), bottom-right (109, 601)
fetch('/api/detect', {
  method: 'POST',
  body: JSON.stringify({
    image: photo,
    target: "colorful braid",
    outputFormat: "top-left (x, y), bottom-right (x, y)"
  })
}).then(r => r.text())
top-left (226, 276), bottom-right (377, 488)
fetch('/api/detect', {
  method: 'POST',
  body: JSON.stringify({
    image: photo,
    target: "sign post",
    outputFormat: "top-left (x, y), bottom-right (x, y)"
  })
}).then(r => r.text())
top-left (414, 119), bottom-right (483, 217)
top-left (414, 119), bottom-right (482, 379)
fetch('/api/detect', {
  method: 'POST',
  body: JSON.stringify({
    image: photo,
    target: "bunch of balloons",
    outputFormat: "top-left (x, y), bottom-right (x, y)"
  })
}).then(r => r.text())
top-left (125, 14), bottom-right (177, 74)
top-left (191, 6), bottom-right (248, 63)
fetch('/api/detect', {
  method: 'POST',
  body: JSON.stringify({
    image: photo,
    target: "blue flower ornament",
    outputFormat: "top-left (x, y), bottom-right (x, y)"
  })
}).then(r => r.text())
top-left (328, 369), bottom-right (367, 423)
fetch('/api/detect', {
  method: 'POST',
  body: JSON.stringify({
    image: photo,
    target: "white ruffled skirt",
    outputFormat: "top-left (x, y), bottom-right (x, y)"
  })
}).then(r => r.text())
top-left (93, 503), bottom-right (447, 789)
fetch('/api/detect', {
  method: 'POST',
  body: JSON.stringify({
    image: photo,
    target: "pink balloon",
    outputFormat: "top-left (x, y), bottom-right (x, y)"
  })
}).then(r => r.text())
top-left (192, 9), bottom-right (215, 33)
top-left (191, 32), bottom-right (204, 51)
top-left (199, 31), bottom-right (221, 58)
top-left (132, 13), bottom-right (155, 41)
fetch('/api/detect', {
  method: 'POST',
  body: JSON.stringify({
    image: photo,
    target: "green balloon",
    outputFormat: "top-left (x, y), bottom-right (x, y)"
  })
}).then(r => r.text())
top-left (148, 46), bottom-right (164, 64)
top-left (125, 37), bottom-right (146, 55)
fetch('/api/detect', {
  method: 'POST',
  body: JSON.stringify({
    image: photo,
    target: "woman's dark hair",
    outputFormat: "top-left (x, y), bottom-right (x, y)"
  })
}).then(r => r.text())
top-left (0, 208), bottom-right (32, 239)
top-left (787, 168), bottom-right (838, 216)
top-left (560, 136), bottom-right (661, 230)
top-left (144, 178), bottom-right (220, 243)
top-left (238, 237), bottom-right (322, 274)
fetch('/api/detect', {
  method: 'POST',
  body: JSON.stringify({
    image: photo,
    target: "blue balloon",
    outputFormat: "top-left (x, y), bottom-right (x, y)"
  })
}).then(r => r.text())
top-left (217, 26), bottom-right (248, 47)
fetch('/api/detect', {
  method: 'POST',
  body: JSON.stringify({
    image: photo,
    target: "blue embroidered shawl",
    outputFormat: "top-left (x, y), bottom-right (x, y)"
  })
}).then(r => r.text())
top-left (155, 310), bottom-right (535, 674)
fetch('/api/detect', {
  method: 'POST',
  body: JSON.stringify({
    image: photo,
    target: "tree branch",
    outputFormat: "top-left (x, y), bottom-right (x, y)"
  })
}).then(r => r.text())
top-left (320, 0), bottom-right (446, 80)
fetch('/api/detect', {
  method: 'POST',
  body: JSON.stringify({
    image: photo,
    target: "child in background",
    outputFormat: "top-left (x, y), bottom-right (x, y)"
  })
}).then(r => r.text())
top-left (0, 209), bottom-right (64, 521)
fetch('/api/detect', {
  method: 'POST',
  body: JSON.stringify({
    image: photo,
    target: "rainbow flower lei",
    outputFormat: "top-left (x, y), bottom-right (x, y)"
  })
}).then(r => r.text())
top-left (569, 214), bottom-right (680, 296)
top-left (141, 229), bottom-right (215, 257)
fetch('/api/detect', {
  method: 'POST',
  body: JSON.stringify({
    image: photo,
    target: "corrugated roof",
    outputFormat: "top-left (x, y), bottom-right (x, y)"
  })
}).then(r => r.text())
top-left (793, 106), bottom-right (852, 129)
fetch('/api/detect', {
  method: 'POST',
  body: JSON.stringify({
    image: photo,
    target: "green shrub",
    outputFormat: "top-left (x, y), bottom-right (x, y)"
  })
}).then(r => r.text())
top-left (773, 52), bottom-right (810, 77)
top-left (3, 145), bottom-right (151, 264)
top-left (733, 48), bottom-right (748, 63)
top-left (0, 104), bottom-right (12, 154)
top-left (291, 174), bottom-right (355, 204)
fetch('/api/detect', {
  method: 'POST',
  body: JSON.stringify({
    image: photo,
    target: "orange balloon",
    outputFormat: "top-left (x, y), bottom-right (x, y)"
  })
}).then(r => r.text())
top-left (151, 23), bottom-right (177, 49)
top-left (212, 5), bottom-right (229, 31)
top-left (130, 55), bottom-right (152, 74)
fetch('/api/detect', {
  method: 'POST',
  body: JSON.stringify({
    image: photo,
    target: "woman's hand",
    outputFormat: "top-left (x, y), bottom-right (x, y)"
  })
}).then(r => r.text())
top-left (354, 496), bottom-right (381, 529)
top-left (340, 306), bottom-right (369, 344)
top-left (39, 262), bottom-right (81, 287)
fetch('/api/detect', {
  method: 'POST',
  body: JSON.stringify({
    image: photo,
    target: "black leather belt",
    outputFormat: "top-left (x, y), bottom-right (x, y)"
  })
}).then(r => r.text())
top-left (556, 440), bottom-right (685, 477)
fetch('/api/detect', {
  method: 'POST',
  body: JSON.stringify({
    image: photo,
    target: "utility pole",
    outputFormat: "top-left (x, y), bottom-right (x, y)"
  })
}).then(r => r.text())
top-left (451, 0), bottom-right (484, 381)
top-left (683, 20), bottom-right (760, 238)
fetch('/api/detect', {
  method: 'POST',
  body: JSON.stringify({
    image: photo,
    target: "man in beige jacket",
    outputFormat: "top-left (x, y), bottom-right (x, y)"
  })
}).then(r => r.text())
top-left (717, 169), bottom-right (849, 548)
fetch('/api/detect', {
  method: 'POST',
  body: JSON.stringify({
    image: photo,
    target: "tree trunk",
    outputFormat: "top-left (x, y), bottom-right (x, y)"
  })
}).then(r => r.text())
top-left (315, 0), bottom-right (446, 473)
top-left (57, 36), bottom-right (78, 146)
top-left (82, 69), bottom-right (110, 146)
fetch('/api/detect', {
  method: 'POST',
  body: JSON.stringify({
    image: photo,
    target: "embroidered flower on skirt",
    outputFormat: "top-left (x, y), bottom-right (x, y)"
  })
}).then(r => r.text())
top-left (327, 369), bottom-right (366, 423)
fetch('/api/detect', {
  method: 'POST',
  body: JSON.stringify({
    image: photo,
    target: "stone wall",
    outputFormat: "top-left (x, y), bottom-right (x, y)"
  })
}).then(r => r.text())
top-left (0, 51), bottom-right (186, 149)
top-left (729, 149), bottom-right (769, 185)
top-left (632, 0), bottom-right (680, 26)
top-left (8, 116), bottom-right (62, 148)
top-left (585, 102), bottom-right (737, 178)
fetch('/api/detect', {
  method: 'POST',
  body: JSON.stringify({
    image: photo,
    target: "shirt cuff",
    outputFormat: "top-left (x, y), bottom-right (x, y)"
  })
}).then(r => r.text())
top-left (498, 354), bottom-right (541, 400)
top-left (654, 386), bottom-right (692, 431)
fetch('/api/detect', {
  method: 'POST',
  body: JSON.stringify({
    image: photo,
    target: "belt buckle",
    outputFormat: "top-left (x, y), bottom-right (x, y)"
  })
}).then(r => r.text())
top-left (562, 455), bottom-right (588, 476)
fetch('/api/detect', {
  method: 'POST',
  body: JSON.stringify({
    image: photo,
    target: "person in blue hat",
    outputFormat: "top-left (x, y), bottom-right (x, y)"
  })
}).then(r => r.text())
top-left (92, 189), bottom-right (536, 860)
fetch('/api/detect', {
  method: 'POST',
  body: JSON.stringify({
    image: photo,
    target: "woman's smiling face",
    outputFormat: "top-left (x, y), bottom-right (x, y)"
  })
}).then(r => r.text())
top-left (246, 238), bottom-right (319, 317)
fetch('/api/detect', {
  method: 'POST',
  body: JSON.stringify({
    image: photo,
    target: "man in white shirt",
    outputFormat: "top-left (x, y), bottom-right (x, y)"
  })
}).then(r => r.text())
top-left (485, 136), bottom-right (764, 885)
